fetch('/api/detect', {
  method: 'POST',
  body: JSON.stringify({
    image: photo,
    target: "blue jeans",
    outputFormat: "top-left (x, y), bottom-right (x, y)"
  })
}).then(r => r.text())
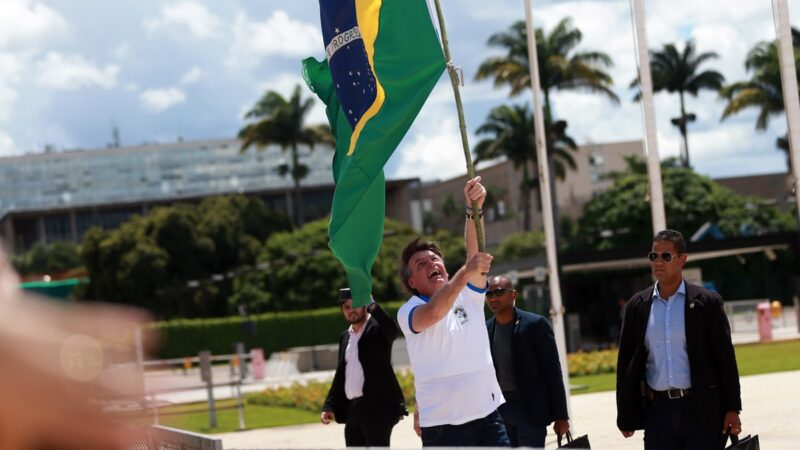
top-left (643, 395), bottom-right (724, 450)
top-left (420, 410), bottom-right (510, 447)
top-left (498, 396), bottom-right (547, 448)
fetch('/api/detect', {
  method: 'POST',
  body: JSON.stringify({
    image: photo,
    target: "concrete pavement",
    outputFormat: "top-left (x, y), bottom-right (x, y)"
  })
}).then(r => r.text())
top-left (217, 369), bottom-right (800, 449)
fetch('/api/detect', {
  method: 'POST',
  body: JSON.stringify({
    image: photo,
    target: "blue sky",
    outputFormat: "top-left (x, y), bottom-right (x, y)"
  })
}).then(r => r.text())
top-left (0, 0), bottom-right (798, 181)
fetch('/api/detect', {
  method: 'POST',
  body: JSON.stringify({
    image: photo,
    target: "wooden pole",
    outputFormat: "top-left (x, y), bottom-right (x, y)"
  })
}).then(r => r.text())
top-left (431, 0), bottom-right (486, 251)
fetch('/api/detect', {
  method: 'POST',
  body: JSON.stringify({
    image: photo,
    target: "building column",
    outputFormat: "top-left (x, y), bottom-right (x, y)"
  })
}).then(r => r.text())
top-left (1, 217), bottom-right (14, 254)
top-left (38, 216), bottom-right (46, 245)
top-left (70, 210), bottom-right (78, 243)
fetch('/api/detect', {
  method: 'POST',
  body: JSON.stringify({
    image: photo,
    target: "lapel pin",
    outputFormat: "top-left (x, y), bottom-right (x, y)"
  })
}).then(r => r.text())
top-left (689, 302), bottom-right (695, 309)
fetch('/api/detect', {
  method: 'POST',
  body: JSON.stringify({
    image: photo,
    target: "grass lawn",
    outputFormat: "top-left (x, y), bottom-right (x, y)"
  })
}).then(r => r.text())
top-left (137, 339), bottom-right (800, 434)
top-left (125, 398), bottom-right (319, 434)
top-left (570, 338), bottom-right (800, 395)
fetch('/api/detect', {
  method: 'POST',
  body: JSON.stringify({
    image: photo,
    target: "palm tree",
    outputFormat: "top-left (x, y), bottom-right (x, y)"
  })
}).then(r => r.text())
top-left (631, 40), bottom-right (724, 168)
top-left (474, 104), bottom-right (577, 231)
top-left (721, 28), bottom-right (800, 172)
top-left (476, 18), bottom-right (619, 120)
top-left (238, 85), bottom-right (334, 226)
top-left (476, 18), bottom-right (616, 241)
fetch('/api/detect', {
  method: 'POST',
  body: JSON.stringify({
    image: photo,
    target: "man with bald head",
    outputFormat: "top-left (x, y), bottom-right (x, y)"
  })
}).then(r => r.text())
top-left (486, 275), bottom-right (570, 448)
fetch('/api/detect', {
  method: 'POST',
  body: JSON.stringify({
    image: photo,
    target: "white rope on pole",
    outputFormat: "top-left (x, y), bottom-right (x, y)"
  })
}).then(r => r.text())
top-left (629, 0), bottom-right (667, 233)
top-left (522, 0), bottom-right (572, 425)
top-left (772, 0), bottom-right (800, 225)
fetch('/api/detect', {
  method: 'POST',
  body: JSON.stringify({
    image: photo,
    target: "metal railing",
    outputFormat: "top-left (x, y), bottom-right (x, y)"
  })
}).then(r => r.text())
top-left (127, 425), bottom-right (223, 450)
top-left (724, 299), bottom-right (796, 332)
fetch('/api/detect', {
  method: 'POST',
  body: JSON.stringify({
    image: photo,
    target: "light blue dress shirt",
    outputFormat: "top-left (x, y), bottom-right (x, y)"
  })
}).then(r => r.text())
top-left (645, 280), bottom-right (691, 390)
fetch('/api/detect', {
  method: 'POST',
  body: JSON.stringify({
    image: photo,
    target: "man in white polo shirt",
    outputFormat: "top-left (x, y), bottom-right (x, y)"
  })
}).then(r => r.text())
top-left (397, 176), bottom-right (509, 447)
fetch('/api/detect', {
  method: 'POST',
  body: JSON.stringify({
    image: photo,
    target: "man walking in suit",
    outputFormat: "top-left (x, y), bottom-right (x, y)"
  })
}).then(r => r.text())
top-left (486, 275), bottom-right (570, 448)
top-left (321, 288), bottom-right (407, 446)
top-left (617, 230), bottom-right (743, 449)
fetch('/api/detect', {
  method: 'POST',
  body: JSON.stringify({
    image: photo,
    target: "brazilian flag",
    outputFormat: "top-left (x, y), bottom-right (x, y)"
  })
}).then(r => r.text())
top-left (304, 0), bottom-right (445, 307)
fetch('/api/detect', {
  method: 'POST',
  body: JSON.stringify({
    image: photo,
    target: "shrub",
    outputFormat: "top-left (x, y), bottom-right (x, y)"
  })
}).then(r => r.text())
top-left (245, 369), bottom-right (416, 411)
top-left (567, 348), bottom-right (618, 376)
top-left (148, 301), bottom-right (405, 359)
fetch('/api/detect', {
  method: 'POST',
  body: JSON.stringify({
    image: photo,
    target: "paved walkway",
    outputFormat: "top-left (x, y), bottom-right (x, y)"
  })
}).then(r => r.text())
top-left (217, 369), bottom-right (800, 449)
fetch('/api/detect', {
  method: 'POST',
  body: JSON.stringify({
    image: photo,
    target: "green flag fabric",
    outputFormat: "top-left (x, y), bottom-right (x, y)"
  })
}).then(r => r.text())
top-left (303, 0), bottom-right (445, 306)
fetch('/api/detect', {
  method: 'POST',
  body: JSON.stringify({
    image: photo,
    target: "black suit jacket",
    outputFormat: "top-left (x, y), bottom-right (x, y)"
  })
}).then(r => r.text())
top-left (616, 280), bottom-right (742, 432)
top-left (487, 308), bottom-right (569, 427)
top-left (323, 303), bottom-right (407, 424)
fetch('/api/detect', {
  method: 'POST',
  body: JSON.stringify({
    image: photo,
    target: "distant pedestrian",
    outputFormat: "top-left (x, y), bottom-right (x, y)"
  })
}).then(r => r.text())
top-left (617, 230), bottom-right (742, 449)
top-left (486, 275), bottom-right (570, 448)
top-left (321, 288), bottom-right (407, 446)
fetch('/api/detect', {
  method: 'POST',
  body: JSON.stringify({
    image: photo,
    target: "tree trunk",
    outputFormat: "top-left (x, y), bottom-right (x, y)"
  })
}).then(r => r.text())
top-left (291, 144), bottom-right (304, 226)
top-left (679, 91), bottom-right (690, 168)
top-left (521, 163), bottom-right (532, 231)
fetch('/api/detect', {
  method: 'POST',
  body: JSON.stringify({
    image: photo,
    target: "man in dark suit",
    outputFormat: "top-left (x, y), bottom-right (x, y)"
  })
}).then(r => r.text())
top-left (321, 288), bottom-right (407, 446)
top-left (486, 275), bottom-right (570, 448)
top-left (617, 229), bottom-right (743, 449)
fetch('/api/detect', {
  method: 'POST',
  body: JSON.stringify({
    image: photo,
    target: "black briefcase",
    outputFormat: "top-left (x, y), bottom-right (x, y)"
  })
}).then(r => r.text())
top-left (723, 433), bottom-right (759, 450)
top-left (557, 431), bottom-right (591, 449)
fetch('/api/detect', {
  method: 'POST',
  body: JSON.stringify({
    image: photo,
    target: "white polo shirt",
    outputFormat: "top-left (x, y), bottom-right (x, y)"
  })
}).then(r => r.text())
top-left (397, 283), bottom-right (504, 427)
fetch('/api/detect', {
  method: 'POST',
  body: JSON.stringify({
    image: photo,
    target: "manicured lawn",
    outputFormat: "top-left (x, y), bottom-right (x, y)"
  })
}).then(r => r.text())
top-left (733, 339), bottom-right (800, 375)
top-left (125, 399), bottom-right (319, 434)
top-left (569, 338), bottom-right (800, 395)
top-left (136, 340), bottom-right (800, 434)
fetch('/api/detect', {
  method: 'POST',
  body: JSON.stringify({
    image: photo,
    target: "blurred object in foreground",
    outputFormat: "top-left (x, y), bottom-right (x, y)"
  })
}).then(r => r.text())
top-left (0, 247), bottom-right (152, 450)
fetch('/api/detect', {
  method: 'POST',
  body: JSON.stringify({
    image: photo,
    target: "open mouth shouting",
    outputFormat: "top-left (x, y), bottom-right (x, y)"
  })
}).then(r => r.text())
top-left (428, 268), bottom-right (444, 281)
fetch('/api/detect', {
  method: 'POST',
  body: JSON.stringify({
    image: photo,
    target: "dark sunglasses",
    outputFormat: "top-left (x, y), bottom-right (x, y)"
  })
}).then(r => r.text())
top-left (486, 288), bottom-right (514, 298)
top-left (647, 251), bottom-right (679, 263)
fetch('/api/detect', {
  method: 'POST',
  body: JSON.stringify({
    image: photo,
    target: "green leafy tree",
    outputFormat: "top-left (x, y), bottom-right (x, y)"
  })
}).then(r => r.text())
top-left (475, 18), bottom-right (619, 114)
top-left (238, 85), bottom-right (335, 226)
top-left (721, 28), bottom-right (800, 172)
top-left (230, 218), bottom-right (466, 313)
top-left (80, 196), bottom-right (289, 318)
top-left (474, 104), bottom-right (576, 231)
top-left (631, 40), bottom-right (725, 167)
top-left (476, 18), bottom-right (616, 240)
top-left (497, 231), bottom-right (545, 261)
top-left (11, 241), bottom-right (82, 275)
top-left (575, 156), bottom-right (795, 250)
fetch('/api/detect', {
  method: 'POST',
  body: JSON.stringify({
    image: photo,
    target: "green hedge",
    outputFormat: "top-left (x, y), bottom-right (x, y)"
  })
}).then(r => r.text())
top-left (246, 369), bottom-right (417, 411)
top-left (148, 301), bottom-right (404, 359)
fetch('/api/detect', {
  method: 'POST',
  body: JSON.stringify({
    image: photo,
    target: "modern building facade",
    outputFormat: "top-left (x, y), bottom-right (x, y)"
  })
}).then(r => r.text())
top-left (416, 140), bottom-right (644, 245)
top-left (0, 138), bottom-right (417, 253)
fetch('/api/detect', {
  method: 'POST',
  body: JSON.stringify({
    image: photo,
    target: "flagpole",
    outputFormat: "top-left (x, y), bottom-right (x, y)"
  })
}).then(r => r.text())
top-left (522, 0), bottom-right (572, 423)
top-left (772, 0), bottom-right (800, 225)
top-left (430, 0), bottom-right (486, 252)
top-left (630, 0), bottom-right (667, 233)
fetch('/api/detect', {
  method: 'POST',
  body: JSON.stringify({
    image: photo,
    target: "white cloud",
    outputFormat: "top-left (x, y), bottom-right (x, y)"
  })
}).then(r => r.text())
top-left (258, 73), bottom-right (304, 97)
top-left (0, 130), bottom-right (16, 156)
top-left (144, 1), bottom-right (221, 40)
top-left (111, 42), bottom-right (131, 61)
top-left (140, 87), bottom-right (186, 112)
top-left (389, 85), bottom-right (472, 182)
top-left (36, 52), bottom-right (119, 90)
top-left (179, 66), bottom-right (203, 85)
top-left (0, 53), bottom-right (26, 122)
top-left (0, 0), bottom-right (68, 49)
top-left (227, 10), bottom-right (322, 67)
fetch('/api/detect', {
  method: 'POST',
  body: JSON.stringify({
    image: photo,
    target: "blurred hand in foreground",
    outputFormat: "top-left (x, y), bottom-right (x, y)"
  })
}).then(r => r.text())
top-left (0, 249), bottom-right (152, 450)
